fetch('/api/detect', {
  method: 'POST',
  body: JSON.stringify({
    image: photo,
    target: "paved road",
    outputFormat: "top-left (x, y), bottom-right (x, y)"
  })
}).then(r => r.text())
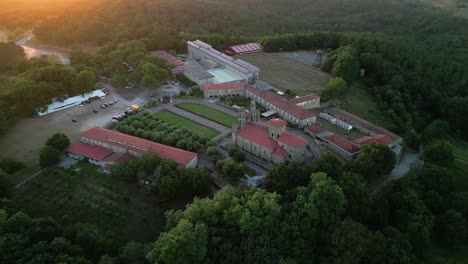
top-left (371, 147), bottom-right (424, 198)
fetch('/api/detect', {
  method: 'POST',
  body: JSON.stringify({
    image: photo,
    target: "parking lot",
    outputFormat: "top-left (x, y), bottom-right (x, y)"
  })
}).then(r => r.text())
top-left (0, 94), bottom-right (139, 163)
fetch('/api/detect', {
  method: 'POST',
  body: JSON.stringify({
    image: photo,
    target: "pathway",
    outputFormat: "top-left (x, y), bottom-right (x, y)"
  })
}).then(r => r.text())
top-left (14, 168), bottom-right (46, 190)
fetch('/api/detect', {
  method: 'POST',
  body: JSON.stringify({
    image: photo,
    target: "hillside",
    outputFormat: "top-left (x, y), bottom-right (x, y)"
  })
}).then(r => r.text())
top-left (34, 0), bottom-right (468, 46)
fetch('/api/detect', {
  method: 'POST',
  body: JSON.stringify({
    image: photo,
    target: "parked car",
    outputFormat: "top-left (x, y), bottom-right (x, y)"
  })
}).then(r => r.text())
top-left (92, 109), bottom-right (98, 113)
top-left (101, 105), bottom-right (107, 109)
top-left (85, 99), bottom-right (91, 104)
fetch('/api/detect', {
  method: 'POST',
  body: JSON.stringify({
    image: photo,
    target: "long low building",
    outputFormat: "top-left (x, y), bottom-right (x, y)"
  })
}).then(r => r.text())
top-left (150, 50), bottom-right (188, 76)
top-left (202, 82), bottom-right (319, 127)
top-left (67, 127), bottom-right (198, 169)
top-left (187, 40), bottom-right (259, 83)
top-left (245, 85), bottom-right (317, 127)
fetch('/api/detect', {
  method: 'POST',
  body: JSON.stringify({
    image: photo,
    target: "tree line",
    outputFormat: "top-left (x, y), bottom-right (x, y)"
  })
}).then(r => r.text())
top-left (260, 32), bottom-right (468, 140)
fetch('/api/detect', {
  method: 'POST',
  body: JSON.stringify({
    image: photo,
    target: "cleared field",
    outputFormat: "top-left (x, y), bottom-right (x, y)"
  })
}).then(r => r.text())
top-left (12, 161), bottom-right (192, 242)
top-left (334, 81), bottom-right (397, 131)
top-left (237, 52), bottom-right (331, 95)
top-left (176, 102), bottom-right (237, 127)
top-left (153, 110), bottom-right (220, 139)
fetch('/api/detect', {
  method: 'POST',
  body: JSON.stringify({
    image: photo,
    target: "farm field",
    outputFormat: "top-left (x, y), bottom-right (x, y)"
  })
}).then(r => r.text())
top-left (12, 161), bottom-right (193, 242)
top-left (153, 110), bottom-right (220, 139)
top-left (176, 102), bottom-right (237, 127)
top-left (237, 52), bottom-right (330, 95)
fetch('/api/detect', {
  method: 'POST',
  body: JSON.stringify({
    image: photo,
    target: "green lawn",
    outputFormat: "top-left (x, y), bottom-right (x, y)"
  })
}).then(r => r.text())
top-left (176, 102), bottom-right (237, 127)
top-left (334, 81), bottom-right (397, 131)
top-left (449, 142), bottom-right (468, 191)
top-left (12, 161), bottom-right (192, 243)
top-left (153, 110), bottom-right (220, 139)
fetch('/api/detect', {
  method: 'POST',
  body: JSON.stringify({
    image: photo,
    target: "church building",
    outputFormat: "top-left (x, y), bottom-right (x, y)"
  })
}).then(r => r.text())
top-left (232, 101), bottom-right (308, 164)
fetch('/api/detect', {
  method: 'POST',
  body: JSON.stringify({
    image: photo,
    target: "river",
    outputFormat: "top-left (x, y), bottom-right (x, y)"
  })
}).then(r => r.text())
top-left (15, 34), bottom-right (70, 64)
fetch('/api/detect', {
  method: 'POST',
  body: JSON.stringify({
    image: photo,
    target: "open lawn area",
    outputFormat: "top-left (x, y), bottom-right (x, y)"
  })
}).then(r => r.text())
top-left (153, 110), bottom-right (220, 139)
top-left (176, 103), bottom-right (237, 127)
top-left (12, 161), bottom-right (193, 243)
top-left (450, 141), bottom-right (468, 190)
top-left (237, 52), bottom-right (330, 95)
top-left (334, 81), bottom-right (397, 131)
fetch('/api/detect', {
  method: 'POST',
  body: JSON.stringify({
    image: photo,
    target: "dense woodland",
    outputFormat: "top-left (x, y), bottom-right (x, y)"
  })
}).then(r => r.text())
top-left (0, 0), bottom-right (468, 263)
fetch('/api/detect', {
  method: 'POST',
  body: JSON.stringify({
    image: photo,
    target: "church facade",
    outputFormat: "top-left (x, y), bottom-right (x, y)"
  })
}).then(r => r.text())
top-left (232, 101), bottom-right (308, 164)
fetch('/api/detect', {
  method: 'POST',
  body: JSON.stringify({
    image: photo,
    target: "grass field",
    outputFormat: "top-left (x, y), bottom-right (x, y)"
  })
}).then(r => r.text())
top-left (12, 161), bottom-right (192, 242)
top-left (153, 110), bottom-right (220, 139)
top-left (176, 103), bottom-right (237, 127)
top-left (237, 52), bottom-right (330, 95)
top-left (334, 81), bottom-right (397, 131)
top-left (449, 141), bottom-right (468, 190)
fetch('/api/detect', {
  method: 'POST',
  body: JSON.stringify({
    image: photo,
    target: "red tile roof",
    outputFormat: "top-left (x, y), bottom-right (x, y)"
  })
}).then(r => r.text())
top-left (273, 146), bottom-right (287, 157)
top-left (324, 134), bottom-right (360, 154)
top-left (67, 142), bottom-right (111, 161)
top-left (270, 118), bottom-right (287, 127)
top-left (289, 94), bottom-right (320, 104)
top-left (278, 133), bottom-right (308, 148)
top-left (236, 123), bottom-right (278, 150)
top-left (102, 152), bottom-right (138, 163)
top-left (203, 82), bottom-right (246, 91)
top-left (150, 50), bottom-right (187, 73)
top-left (226, 43), bottom-right (263, 55)
top-left (354, 134), bottom-right (394, 146)
top-left (305, 125), bottom-right (326, 135)
top-left (246, 85), bottom-right (316, 120)
top-left (80, 128), bottom-right (197, 166)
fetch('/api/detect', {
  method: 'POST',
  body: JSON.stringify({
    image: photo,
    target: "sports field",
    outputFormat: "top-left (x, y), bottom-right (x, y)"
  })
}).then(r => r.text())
top-left (153, 110), bottom-right (220, 139)
top-left (176, 103), bottom-right (237, 127)
top-left (237, 52), bottom-right (330, 95)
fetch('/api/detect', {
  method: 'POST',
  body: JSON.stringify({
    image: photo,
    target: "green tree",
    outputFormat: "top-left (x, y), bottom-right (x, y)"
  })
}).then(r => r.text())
top-left (321, 77), bottom-right (348, 99)
top-left (147, 219), bottom-right (208, 264)
top-left (350, 144), bottom-right (396, 181)
top-left (46, 133), bottom-right (70, 151)
top-left (120, 241), bottom-right (145, 264)
top-left (434, 210), bottom-right (467, 249)
top-left (222, 160), bottom-right (245, 179)
top-left (0, 169), bottom-right (11, 198)
top-left (404, 129), bottom-right (420, 149)
top-left (310, 152), bottom-right (345, 180)
top-left (263, 163), bottom-right (311, 194)
top-left (39, 146), bottom-right (61, 167)
top-left (331, 218), bottom-right (385, 264)
top-left (0, 100), bottom-right (14, 136)
top-left (0, 42), bottom-right (24, 72)
top-left (339, 172), bottom-right (370, 221)
top-left (0, 157), bottom-right (25, 174)
top-left (75, 70), bottom-right (96, 94)
top-left (331, 45), bottom-right (360, 82)
top-left (110, 74), bottom-right (127, 87)
top-left (424, 140), bottom-right (454, 164)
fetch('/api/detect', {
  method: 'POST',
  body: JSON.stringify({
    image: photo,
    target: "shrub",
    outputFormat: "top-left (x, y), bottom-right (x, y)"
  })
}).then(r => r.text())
top-left (45, 133), bottom-right (70, 151)
top-left (0, 157), bottom-right (25, 174)
top-left (39, 146), bottom-right (61, 168)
